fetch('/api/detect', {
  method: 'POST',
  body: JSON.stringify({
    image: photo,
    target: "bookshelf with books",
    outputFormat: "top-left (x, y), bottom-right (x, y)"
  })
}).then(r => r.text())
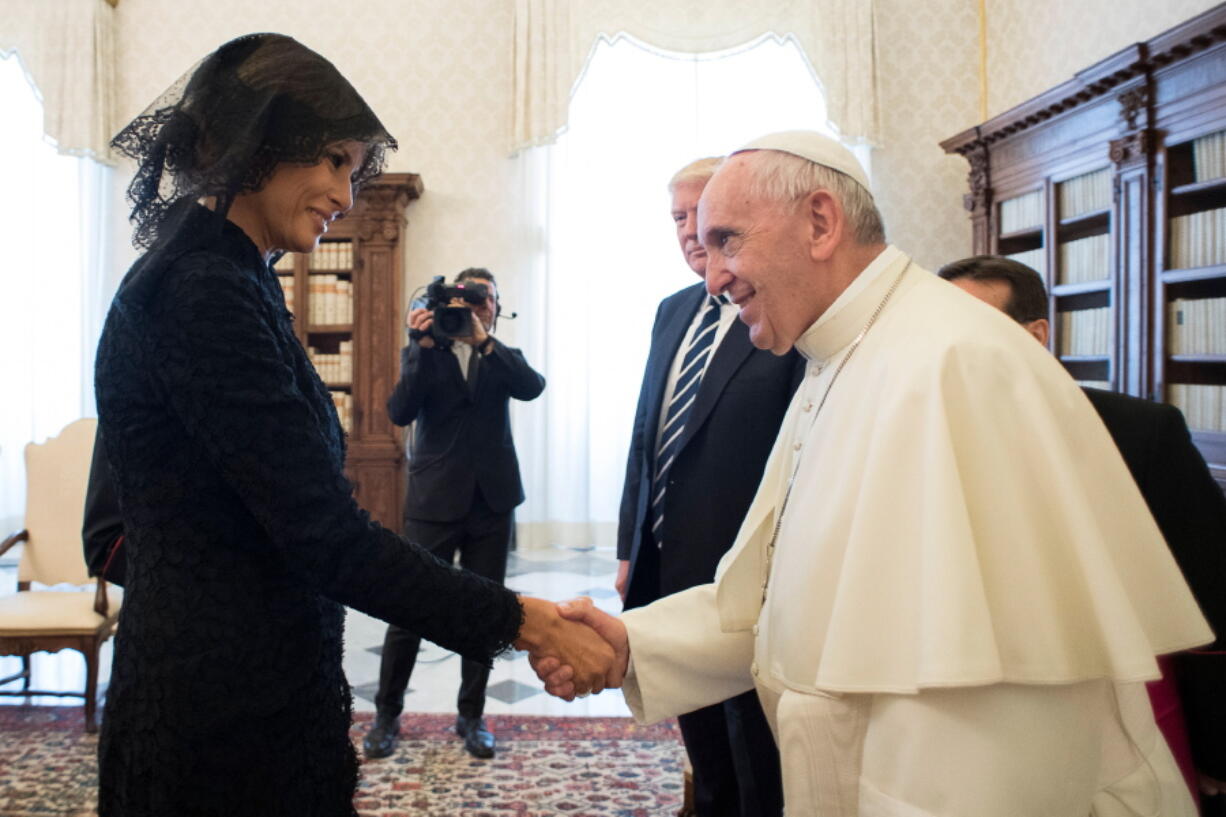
top-left (942, 4), bottom-right (1226, 487)
top-left (1159, 127), bottom-right (1226, 469)
top-left (272, 173), bottom-right (423, 527)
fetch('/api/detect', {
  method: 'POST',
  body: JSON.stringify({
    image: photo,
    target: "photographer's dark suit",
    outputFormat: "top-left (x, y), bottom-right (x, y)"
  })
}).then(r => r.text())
top-left (618, 281), bottom-right (803, 817)
top-left (375, 334), bottom-right (544, 724)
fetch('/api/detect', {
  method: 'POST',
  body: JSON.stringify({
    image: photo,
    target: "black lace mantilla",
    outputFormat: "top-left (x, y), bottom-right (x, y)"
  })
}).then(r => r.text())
top-left (95, 205), bottom-right (521, 817)
top-left (111, 33), bottom-right (396, 249)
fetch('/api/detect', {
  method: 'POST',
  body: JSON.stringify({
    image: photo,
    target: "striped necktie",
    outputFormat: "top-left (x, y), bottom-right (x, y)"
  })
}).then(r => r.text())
top-left (650, 295), bottom-right (725, 544)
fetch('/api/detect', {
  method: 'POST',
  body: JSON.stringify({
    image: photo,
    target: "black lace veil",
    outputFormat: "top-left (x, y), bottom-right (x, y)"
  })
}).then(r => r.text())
top-left (112, 33), bottom-right (397, 249)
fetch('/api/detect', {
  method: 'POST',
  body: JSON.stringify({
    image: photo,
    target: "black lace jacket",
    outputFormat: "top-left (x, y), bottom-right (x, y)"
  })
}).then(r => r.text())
top-left (94, 206), bottom-right (522, 817)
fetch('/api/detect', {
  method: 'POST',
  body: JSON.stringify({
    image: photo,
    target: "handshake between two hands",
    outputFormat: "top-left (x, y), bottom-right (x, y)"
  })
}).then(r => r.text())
top-left (515, 597), bottom-right (629, 701)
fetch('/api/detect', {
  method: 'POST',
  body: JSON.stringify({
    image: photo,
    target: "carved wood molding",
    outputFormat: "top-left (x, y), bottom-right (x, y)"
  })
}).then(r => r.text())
top-left (1110, 129), bottom-right (1156, 166)
top-left (1118, 85), bottom-right (1150, 131)
top-left (963, 145), bottom-right (990, 213)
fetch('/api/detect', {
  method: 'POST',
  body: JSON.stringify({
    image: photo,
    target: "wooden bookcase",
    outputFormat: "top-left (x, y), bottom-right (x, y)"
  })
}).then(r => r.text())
top-left (942, 5), bottom-right (1226, 488)
top-left (272, 172), bottom-right (423, 529)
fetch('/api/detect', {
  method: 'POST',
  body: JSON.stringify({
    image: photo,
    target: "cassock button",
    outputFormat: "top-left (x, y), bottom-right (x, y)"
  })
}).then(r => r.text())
top-left (751, 661), bottom-right (760, 676)
top-left (793, 442), bottom-right (802, 451)
top-left (752, 624), bottom-right (759, 636)
top-left (803, 402), bottom-right (814, 412)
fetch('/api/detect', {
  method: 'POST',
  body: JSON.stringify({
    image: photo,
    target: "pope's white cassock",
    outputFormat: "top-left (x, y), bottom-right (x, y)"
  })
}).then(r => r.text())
top-left (619, 245), bottom-right (1214, 816)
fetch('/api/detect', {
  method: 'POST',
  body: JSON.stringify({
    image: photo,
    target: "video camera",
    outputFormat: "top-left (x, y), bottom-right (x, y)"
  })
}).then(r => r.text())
top-left (421, 275), bottom-right (490, 339)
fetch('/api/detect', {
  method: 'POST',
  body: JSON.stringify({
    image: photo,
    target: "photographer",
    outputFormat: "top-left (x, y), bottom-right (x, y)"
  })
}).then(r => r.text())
top-left (363, 267), bottom-right (545, 761)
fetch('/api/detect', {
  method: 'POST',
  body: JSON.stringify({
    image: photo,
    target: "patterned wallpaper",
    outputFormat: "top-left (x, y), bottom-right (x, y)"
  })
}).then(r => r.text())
top-left (985, 0), bottom-right (1222, 118)
top-left (873, 0), bottom-right (980, 270)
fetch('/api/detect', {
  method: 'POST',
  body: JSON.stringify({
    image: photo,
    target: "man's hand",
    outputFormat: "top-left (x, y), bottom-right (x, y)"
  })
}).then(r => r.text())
top-left (615, 560), bottom-right (630, 602)
top-left (528, 597), bottom-right (629, 700)
top-left (514, 597), bottom-right (615, 699)
top-left (407, 307), bottom-right (435, 348)
top-left (451, 297), bottom-right (489, 347)
top-left (1200, 772), bottom-right (1225, 797)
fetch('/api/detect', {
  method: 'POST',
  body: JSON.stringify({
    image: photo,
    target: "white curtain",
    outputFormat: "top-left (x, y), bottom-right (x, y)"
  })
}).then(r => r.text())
top-left (510, 0), bottom-right (879, 154)
top-left (513, 36), bottom-right (853, 549)
top-left (0, 54), bottom-right (114, 534)
top-left (0, 0), bottom-right (117, 161)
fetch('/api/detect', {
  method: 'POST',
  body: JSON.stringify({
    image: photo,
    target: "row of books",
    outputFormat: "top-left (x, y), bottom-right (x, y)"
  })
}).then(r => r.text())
top-left (1057, 233), bottom-right (1110, 285)
top-left (1058, 168), bottom-right (1112, 219)
top-left (1168, 384), bottom-right (1226, 432)
top-left (1192, 130), bottom-right (1226, 183)
top-left (1168, 297), bottom-right (1226, 355)
top-left (309, 242), bottom-right (354, 271)
top-left (330, 390), bottom-right (354, 434)
top-left (308, 341), bottom-right (354, 384)
top-left (277, 275), bottom-right (295, 314)
top-left (999, 190), bottom-right (1044, 234)
top-left (1054, 231), bottom-right (1113, 285)
top-left (1168, 207), bottom-right (1226, 269)
top-left (1005, 248), bottom-right (1044, 275)
top-left (270, 242), bottom-right (355, 272)
top-left (1058, 306), bottom-right (1112, 357)
top-left (308, 275), bottom-right (354, 325)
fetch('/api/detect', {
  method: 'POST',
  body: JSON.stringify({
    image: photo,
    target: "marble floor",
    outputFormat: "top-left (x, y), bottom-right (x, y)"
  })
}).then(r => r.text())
top-left (0, 545), bottom-right (633, 720)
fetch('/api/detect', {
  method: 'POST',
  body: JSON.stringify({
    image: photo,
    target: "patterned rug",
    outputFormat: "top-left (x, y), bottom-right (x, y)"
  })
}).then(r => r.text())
top-left (0, 707), bottom-right (685, 816)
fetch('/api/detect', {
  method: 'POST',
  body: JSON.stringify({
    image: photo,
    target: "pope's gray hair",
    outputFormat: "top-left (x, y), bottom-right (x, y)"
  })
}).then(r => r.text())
top-left (739, 150), bottom-right (886, 246)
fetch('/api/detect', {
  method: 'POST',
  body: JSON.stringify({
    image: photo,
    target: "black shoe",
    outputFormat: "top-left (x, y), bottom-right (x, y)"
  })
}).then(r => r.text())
top-left (363, 713), bottom-right (400, 759)
top-left (455, 714), bottom-right (495, 759)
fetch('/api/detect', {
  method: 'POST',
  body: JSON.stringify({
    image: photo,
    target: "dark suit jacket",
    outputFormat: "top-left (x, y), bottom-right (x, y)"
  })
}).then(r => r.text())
top-left (1083, 387), bottom-right (1226, 778)
top-left (387, 338), bottom-right (544, 523)
top-left (618, 282), bottom-right (803, 608)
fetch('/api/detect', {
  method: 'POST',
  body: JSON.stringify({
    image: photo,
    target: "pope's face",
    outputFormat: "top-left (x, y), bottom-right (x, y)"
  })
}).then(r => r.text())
top-left (671, 179), bottom-right (708, 276)
top-left (699, 154), bottom-right (822, 355)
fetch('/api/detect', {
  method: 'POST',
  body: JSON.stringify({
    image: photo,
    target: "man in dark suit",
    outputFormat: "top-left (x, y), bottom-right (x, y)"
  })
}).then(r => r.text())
top-left (363, 267), bottom-right (545, 761)
top-left (939, 255), bottom-right (1226, 813)
top-left (616, 158), bottom-right (802, 817)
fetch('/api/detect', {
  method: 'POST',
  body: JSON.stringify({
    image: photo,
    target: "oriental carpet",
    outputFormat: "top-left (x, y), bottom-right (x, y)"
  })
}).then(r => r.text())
top-left (0, 707), bottom-right (685, 817)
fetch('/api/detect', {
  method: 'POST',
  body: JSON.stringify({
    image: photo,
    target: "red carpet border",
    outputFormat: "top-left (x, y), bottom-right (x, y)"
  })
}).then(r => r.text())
top-left (0, 707), bottom-right (685, 816)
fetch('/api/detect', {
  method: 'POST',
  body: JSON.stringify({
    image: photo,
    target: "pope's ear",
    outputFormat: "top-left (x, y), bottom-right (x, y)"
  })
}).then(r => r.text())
top-left (805, 189), bottom-right (844, 263)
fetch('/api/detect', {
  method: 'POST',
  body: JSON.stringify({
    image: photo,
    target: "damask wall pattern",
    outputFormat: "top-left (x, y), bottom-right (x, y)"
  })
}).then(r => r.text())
top-left (985, 0), bottom-right (1221, 118)
top-left (873, 0), bottom-right (979, 269)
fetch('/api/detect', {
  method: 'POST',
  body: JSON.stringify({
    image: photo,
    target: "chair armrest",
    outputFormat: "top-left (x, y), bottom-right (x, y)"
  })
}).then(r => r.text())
top-left (0, 530), bottom-right (28, 559)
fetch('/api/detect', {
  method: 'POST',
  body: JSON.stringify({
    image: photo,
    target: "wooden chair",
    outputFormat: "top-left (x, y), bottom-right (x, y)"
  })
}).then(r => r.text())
top-left (0, 418), bottom-right (122, 732)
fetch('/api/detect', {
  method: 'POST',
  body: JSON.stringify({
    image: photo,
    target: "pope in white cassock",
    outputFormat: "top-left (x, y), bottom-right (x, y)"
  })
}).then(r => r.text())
top-left (532, 131), bottom-right (1214, 816)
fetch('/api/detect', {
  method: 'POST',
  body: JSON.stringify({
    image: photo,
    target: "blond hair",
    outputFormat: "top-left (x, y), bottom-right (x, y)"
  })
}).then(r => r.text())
top-left (668, 156), bottom-right (723, 192)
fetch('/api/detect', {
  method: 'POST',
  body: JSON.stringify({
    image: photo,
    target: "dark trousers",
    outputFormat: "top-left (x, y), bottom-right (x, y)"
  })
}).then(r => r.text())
top-left (373, 490), bottom-right (512, 720)
top-left (676, 687), bottom-right (783, 817)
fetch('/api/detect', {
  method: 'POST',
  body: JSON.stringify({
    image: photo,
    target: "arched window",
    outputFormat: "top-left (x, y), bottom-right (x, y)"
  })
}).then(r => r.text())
top-left (515, 35), bottom-right (868, 548)
top-left (0, 52), bottom-right (112, 530)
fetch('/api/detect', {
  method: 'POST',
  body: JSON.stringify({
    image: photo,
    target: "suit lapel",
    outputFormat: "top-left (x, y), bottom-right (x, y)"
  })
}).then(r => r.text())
top-left (643, 285), bottom-right (706, 466)
top-left (674, 315), bottom-right (753, 456)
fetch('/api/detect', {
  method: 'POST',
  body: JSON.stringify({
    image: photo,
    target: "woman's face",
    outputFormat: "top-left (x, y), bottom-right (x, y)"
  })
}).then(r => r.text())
top-left (228, 140), bottom-right (369, 258)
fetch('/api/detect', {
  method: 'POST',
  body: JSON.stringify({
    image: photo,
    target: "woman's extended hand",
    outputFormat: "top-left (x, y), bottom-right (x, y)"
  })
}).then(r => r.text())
top-left (514, 596), bottom-right (620, 698)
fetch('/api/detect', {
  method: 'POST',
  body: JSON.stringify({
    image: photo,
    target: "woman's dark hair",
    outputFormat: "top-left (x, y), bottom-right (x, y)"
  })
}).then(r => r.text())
top-left (111, 33), bottom-right (397, 248)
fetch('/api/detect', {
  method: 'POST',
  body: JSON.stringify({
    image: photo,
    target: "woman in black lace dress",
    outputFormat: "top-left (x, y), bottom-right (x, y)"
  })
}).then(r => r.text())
top-left (95, 34), bottom-right (610, 817)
